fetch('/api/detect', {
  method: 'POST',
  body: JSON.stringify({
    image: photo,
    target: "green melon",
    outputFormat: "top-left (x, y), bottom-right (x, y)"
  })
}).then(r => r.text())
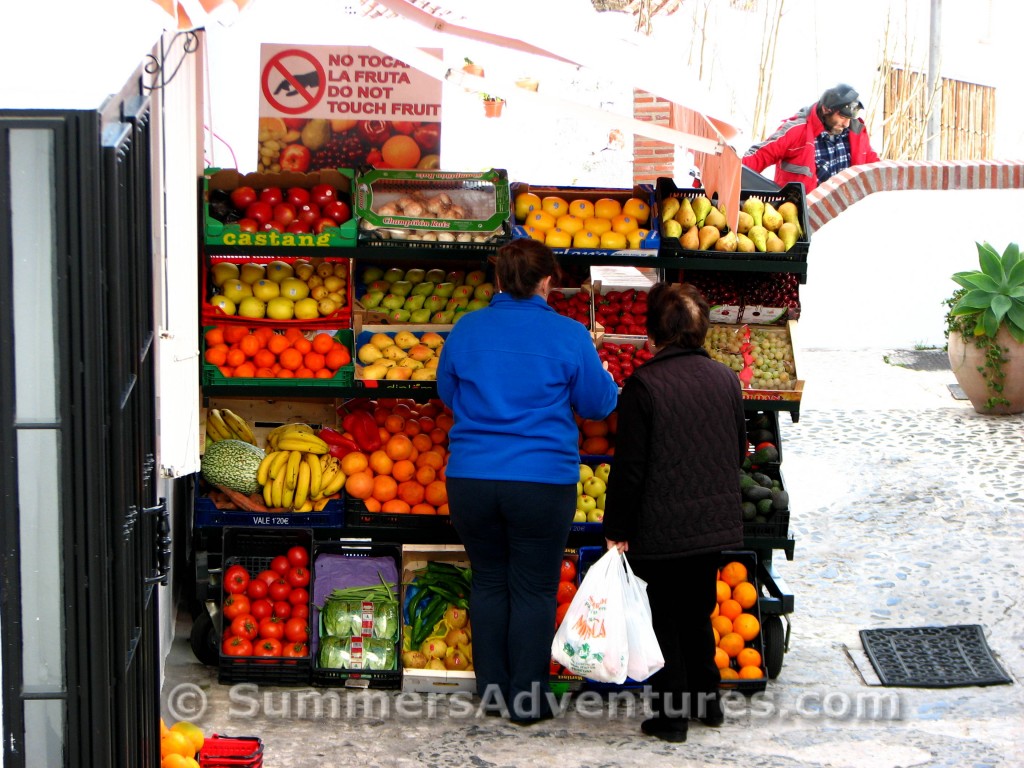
top-left (201, 439), bottom-right (265, 495)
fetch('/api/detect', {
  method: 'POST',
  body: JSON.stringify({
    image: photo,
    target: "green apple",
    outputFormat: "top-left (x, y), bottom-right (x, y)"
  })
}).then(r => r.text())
top-left (582, 476), bottom-right (606, 498)
top-left (361, 291), bottom-right (385, 309)
top-left (596, 493), bottom-right (606, 510)
top-left (425, 268), bottom-right (447, 284)
top-left (266, 297), bottom-right (295, 321)
top-left (473, 283), bottom-right (495, 301)
top-left (573, 509), bottom-right (587, 523)
top-left (252, 278), bottom-right (280, 303)
top-left (293, 298), bottom-right (320, 320)
top-left (595, 463), bottom-right (612, 484)
top-left (410, 308), bottom-right (432, 324)
top-left (579, 464), bottom-right (594, 483)
top-left (361, 265), bottom-right (384, 283)
top-left (576, 494), bottom-right (597, 514)
top-left (389, 308), bottom-right (412, 323)
top-left (405, 268), bottom-right (426, 284)
top-left (237, 296), bottom-right (266, 319)
top-left (383, 267), bottom-right (405, 283)
top-left (576, 481), bottom-right (583, 496)
top-left (411, 281), bottom-right (436, 297)
top-left (403, 294), bottom-right (426, 311)
top-left (381, 294), bottom-right (406, 310)
top-left (267, 260), bottom-right (294, 283)
top-left (586, 508), bottom-right (604, 523)
top-left (210, 262), bottom-right (240, 287)
top-left (280, 277), bottom-right (310, 301)
top-left (465, 270), bottom-right (487, 287)
top-left (433, 282), bottom-right (456, 298)
top-left (208, 294), bottom-right (236, 315)
top-left (220, 278), bottom-right (252, 305)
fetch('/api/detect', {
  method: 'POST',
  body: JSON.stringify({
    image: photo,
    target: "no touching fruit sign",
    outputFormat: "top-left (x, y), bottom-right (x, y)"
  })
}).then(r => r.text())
top-left (262, 49), bottom-right (326, 115)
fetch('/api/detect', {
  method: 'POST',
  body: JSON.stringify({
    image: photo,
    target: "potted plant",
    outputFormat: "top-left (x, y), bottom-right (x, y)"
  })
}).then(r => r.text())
top-left (944, 240), bottom-right (1024, 414)
top-left (482, 94), bottom-right (505, 118)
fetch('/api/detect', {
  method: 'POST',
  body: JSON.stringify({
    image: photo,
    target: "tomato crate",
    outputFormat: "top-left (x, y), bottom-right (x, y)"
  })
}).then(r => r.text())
top-left (550, 549), bottom-right (585, 693)
top-left (201, 328), bottom-right (354, 392)
top-left (218, 528), bottom-right (314, 687)
top-left (198, 733), bottom-right (264, 767)
top-left (655, 178), bottom-right (809, 263)
top-left (203, 167), bottom-right (358, 251)
top-left (310, 541), bottom-right (402, 689)
top-left (193, 477), bottom-right (345, 530)
top-left (201, 254), bottom-right (354, 330)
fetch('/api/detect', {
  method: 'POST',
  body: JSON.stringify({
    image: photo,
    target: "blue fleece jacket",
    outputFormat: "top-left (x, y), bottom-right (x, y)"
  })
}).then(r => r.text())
top-left (437, 292), bottom-right (619, 485)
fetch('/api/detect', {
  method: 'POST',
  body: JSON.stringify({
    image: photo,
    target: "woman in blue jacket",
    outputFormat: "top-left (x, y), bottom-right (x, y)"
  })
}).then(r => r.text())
top-left (437, 238), bottom-right (618, 724)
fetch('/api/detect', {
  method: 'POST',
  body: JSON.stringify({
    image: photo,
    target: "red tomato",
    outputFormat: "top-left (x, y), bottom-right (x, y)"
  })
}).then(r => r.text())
top-left (258, 186), bottom-right (283, 207)
top-left (560, 559), bottom-right (577, 583)
top-left (270, 555), bottom-right (291, 575)
top-left (222, 593), bottom-right (250, 621)
top-left (256, 569), bottom-right (280, 587)
top-left (253, 638), bottom-right (282, 657)
top-left (555, 601), bottom-right (571, 629)
top-left (282, 641), bottom-right (308, 658)
top-left (258, 616), bottom-right (285, 640)
top-left (246, 578), bottom-right (268, 600)
top-left (250, 598), bottom-right (274, 621)
top-left (269, 578), bottom-right (292, 602)
top-left (286, 566), bottom-right (310, 588)
top-left (284, 618), bottom-right (309, 643)
top-left (223, 636), bottom-right (253, 657)
top-left (287, 546), bottom-right (309, 568)
top-left (230, 614), bottom-right (258, 641)
top-left (288, 587), bottom-right (309, 606)
top-left (229, 186), bottom-right (257, 211)
top-left (272, 601), bottom-right (292, 620)
top-left (224, 564), bottom-right (251, 594)
top-left (556, 581), bottom-right (577, 605)
top-left (310, 183), bottom-right (337, 208)
top-left (290, 604), bottom-right (309, 620)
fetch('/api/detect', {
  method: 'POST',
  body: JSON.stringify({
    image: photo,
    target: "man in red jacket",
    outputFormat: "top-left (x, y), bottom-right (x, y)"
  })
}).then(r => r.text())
top-left (742, 83), bottom-right (880, 193)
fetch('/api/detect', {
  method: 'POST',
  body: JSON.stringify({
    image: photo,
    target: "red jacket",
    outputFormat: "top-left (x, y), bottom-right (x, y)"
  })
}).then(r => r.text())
top-left (742, 103), bottom-right (879, 193)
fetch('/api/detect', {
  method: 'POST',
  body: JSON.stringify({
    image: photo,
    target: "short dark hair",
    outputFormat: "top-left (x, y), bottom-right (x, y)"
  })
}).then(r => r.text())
top-left (491, 239), bottom-right (562, 299)
top-left (646, 282), bottom-right (709, 348)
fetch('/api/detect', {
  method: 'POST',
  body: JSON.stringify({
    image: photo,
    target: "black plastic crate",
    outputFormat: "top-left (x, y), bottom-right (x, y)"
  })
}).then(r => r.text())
top-left (741, 464), bottom-right (790, 541)
top-left (310, 540), bottom-right (402, 688)
top-left (193, 477), bottom-right (345, 530)
top-left (745, 409), bottom-right (783, 467)
top-left (655, 178), bottom-right (809, 262)
top-left (344, 497), bottom-right (456, 531)
top-left (218, 528), bottom-right (313, 687)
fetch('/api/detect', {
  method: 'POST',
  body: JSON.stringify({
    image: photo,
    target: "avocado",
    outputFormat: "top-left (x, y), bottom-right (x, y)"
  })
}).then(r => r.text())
top-left (742, 456), bottom-right (753, 471)
top-left (752, 445), bottom-right (780, 464)
top-left (744, 485), bottom-right (772, 502)
top-left (751, 472), bottom-right (774, 488)
top-left (771, 489), bottom-right (789, 510)
top-left (739, 473), bottom-right (758, 491)
top-left (756, 498), bottom-right (774, 517)
top-left (741, 502), bottom-right (757, 521)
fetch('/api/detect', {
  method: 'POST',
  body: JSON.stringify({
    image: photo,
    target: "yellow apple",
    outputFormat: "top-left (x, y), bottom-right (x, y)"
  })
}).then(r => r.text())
top-left (210, 262), bottom-right (240, 287)
top-left (208, 294), bottom-right (236, 315)
top-left (239, 262), bottom-right (265, 284)
top-left (266, 260), bottom-right (294, 283)
top-left (280, 277), bottom-right (310, 302)
top-left (251, 278), bottom-right (280, 303)
top-left (293, 298), bottom-right (319, 320)
top-left (236, 296), bottom-right (266, 319)
top-left (266, 297), bottom-right (295, 321)
top-left (220, 278), bottom-right (252, 305)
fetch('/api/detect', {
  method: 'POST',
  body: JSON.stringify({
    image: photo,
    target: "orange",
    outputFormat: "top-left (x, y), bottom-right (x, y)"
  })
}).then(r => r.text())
top-left (594, 198), bottom-right (622, 219)
top-left (610, 214), bottom-right (639, 234)
top-left (718, 632), bottom-right (745, 658)
top-left (204, 327), bottom-right (225, 346)
top-left (523, 226), bottom-right (545, 242)
top-left (276, 369), bottom-right (295, 378)
top-left (580, 436), bottom-right (610, 455)
top-left (580, 420), bottom-right (609, 437)
top-left (278, 348), bottom-right (303, 371)
top-left (267, 334), bottom-right (290, 355)
top-left (738, 665), bottom-right (764, 679)
top-left (410, 503), bottom-right (437, 515)
top-left (622, 197), bottom-right (650, 224)
top-left (541, 196), bottom-right (569, 218)
top-left (345, 470), bottom-right (374, 500)
top-left (719, 666), bottom-right (739, 681)
top-left (292, 337), bottom-right (312, 355)
top-left (514, 191), bottom-right (542, 221)
top-left (411, 433), bottom-right (433, 454)
top-left (572, 230), bottom-right (601, 248)
top-left (161, 756), bottom-right (195, 768)
top-left (170, 721), bottom-right (204, 754)
top-left (381, 134), bottom-right (422, 168)
top-left (226, 348), bottom-right (246, 368)
top-left (716, 580), bottom-right (731, 603)
top-left (384, 413), bottom-right (406, 434)
top-left (583, 216), bottom-right (611, 235)
top-left (736, 647), bottom-right (761, 669)
top-left (223, 325), bottom-right (248, 344)
top-left (524, 210), bottom-right (556, 232)
top-left (239, 333), bottom-right (260, 358)
top-left (385, 433), bottom-right (414, 461)
top-left (599, 231), bottom-right (627, 249)
top-left (363, 496), bottom-right (382, 512)
top-left (415, 465), bottom-right (436, 486)
top-left (403, 419), bottom-right (421, 437)
top-left (368, 450), bottom-right (394, 476)
top-left (435, 412), bottom-right (454, 432)
top-left (256, 367), bottom-right (276, 378)
top-left (378, 427), bottom-right (390, 446)
top-left (303, 352), bottom-right (325, 372)
top-left (555, 214), bottom-right (584, 235)
top-left (544, 228), bottom-right (572, 248)
top-left (719, 599), bottom-right (743, 621)
top-left (380, 498), bottom-right (411, 514)
top-left (720, 561), bottom-right (748, 588)
top-left (398, 480), bottom-right (425, 506)
top-left (253, 326), bottom-right (274, 347)
top-left (732, 581), bottom-right (758, 609)
top-left (253, 349), bottom-right (276, 370)
top-left (315, 368), bottom-right (333, 379)
top-left (392, 459), bottom-right (416, 483)
top-left (429, 427), bottom-right (448, 445)
top-left (436, 503), bottom-right (449, 515)
top-left (160, 731), bottom-right (193, 759)
top-left (340, 451), bottom-right (369, 476)
top-left (711, 615), bottom-right (733, 638)
top-left (233, 362), bottom-right (256, 378)
top-left (732, 613), bottom-right (760, 642)
top-left (712, 627), bottom-right (720, 646)
top-left (325, 345), bottom-right (351, 370)
top-left (295, 367), bottom-right (314, 379)
top-left (713, 647), bottom-right (730, 670)
top-left (415, 451), bottom-right (444, 471)
top-left (569, 199), bottom-right (595, 219)
top-left (424, 480), bottom-right (448, 507)
top-left (711, 602), bottom-right (719, 618)
top-left (160, 719), bottom-right (170, 738)
top-left (204, 347), bottom-right (227, 366)
top-left (371, 474), bottom-right (398, 502)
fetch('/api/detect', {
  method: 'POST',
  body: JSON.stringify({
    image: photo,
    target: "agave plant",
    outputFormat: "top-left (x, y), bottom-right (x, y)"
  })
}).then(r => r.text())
top-left (948, 241), bottom-right (1024, 342)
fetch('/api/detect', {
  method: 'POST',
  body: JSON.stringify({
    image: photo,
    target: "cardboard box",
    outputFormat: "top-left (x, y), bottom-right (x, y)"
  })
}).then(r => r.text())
top-left (704, 320), bottom-right (804, 404)
top-left (352, 258), bottom-right (494, 325)
top-left (203, 167), bottom-right (357, 249)
top-left (352, 324), bottom-right (448, 391)
top-left (400, 544), bottom-right (476, 693)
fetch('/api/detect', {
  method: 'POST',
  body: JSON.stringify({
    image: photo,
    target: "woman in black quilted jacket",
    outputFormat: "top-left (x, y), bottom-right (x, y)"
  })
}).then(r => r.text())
top-left (603, 282), bottom-right (746, 743)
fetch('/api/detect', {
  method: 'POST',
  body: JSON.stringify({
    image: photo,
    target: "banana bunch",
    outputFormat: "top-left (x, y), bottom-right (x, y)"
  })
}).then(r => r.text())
top-left (256, 443), bottom-right (346, 512)
top-left (264, 422), bottom-right (331, 454)
top-left (206, 408), bottom-right (257, 445)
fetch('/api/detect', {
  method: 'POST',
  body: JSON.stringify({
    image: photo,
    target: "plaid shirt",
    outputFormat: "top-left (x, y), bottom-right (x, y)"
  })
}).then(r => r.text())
top-left (815, 130), bottom-right (852, 183)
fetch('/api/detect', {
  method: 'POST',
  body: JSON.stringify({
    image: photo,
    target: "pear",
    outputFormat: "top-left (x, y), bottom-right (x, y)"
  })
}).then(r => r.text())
top-left (680, 225), bottom-right (700, 250)
top-left (385, 366), bottom-right (413, 381)
top-left (361, 363), bottom-right (390, 380)
top-left (360, 290), bottom-right (385, 309)
top-left (393, 330), bottom-right (420, 350)
top-left (357, 344), bottom-right (383, 365)
top-left (674, 197), bottom-right (697, 229)
top-left (714, 231), bottom-right (738, 252)
top-left (402, 294), bottom-right (426, 311)
top-left (697, 225), bottom-right (720, 251)
top-left (736, 232), bottom-right (756, 253)
top-left (659, 197), bottom-right (680, 222)
top-left (766, 231), bottom-right (786, 252)
top-left (703, 206), bottom-right (727, 232)
top-left (737, 211), bottom-right (754, 235)
top-left (370, 332), bottom-right (395, 350)
top-left (691, 195), bottom-right (712, 228)
top-left (747, 225), bottom-right (768, 253)
top-left (742, 197), bottom-right (765, 228)
top-left (762, 203), bottom-right (783, 232)
top-left (778, 222), bottom-right (799, 251)
top-left (777, 201), bottom-right (804, 237)
top-left (382, 344), bottom-right (409, 361)
top-left (411, 367), bottom-right (436, 381)
top-left (661, 219), bottom-right (683, 239)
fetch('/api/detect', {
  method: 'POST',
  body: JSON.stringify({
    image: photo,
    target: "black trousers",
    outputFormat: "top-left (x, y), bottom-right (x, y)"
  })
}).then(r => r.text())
top-left (630, 552), bottom-right (721, 720)
top-left (447, 477), bottom-right (575, 719)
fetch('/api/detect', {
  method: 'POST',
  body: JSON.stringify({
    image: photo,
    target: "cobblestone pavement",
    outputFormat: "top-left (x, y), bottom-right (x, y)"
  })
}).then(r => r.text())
top-left (163, 349), bottom-right (1024, 768)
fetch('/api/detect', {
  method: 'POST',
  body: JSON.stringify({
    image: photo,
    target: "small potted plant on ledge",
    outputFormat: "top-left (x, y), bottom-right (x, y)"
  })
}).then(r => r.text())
top-left (945, 240), bottom-right (1024, 414)
top-left (482, 93), bottom-right (505, 118)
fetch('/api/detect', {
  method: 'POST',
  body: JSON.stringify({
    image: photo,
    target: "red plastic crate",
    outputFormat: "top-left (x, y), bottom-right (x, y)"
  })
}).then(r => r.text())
top-left (198, 733), bottom-right (264, 767)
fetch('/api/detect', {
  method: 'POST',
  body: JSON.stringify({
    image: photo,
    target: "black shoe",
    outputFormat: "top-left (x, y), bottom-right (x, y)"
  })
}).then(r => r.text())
top-left (641, 717), bottom-right (688, 743)
top-left (510, 711), bottom-right (553, 726)
top-left (696, 695), bottom-right (724, 727)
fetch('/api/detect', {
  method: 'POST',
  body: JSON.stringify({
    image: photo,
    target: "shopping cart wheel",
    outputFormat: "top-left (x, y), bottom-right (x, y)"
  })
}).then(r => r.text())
top-left (763, 615), bottom-right (785, 679)
top-left (190, 608), bottom-right (219, 667)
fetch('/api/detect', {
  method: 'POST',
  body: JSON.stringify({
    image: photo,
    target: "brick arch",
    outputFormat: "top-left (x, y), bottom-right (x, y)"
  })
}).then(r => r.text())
top-left (805, 160), bottom-right (1024, 232)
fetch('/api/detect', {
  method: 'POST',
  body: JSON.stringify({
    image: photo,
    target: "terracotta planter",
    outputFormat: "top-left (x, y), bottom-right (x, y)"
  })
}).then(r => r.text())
top-left (947, 326), bottom-right (1024, 414)
top-left (483, 99), bottom-right (504, 118)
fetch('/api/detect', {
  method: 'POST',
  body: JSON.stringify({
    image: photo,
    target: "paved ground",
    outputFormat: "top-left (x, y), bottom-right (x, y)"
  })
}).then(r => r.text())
top-left (162, 348), bottom-right (1024, 767)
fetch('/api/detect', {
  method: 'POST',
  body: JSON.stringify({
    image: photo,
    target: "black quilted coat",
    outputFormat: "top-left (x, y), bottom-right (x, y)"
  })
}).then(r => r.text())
top-left (602, 345), bottom-right (746, 558)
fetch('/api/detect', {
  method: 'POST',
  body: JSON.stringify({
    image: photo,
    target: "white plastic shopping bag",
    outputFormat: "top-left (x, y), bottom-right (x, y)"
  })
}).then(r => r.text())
top-left (622, 554), bottom-right (665, 681)
top-left (551, 548), bottom-right (629, 684)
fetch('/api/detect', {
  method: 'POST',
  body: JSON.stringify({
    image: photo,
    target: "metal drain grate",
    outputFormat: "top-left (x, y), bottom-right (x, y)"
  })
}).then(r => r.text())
top-left (884, 349), bottom-right (951, 372)
top-left (860, 625), bottom-right (1012, 688)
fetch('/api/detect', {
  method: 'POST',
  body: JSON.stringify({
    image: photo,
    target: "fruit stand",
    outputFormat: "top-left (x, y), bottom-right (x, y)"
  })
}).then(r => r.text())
top-left (189, 163), bottom-right (800, 690)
